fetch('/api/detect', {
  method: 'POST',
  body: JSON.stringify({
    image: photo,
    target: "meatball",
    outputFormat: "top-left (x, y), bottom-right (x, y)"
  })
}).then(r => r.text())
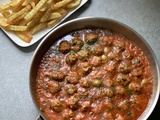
top-left (50, 70), bottom-right (65, 80)
top-left (113, 40), bottom-right (125, 52)
top-left (131, 67), bottom-right (143, 76)
top-left (65, 84), bottom-right (77, 95)
top-left (67, 96), bottom-right (79, 109)
top-left (66, 72), bottom-right (80, 84)
top-left (116, 74), bottom-right (130, 86)
top-left (117, 100), bottom-right (130, 110)
top-left (131, 58), bottom-right (141, 67)
top-left (92, 44), bottom-right (104, 56)
top-left (115, 114), bottom-right (125, 120)
top-left (62, 108), bottom-right (75, 119)
top-left (77, 49), bottom-right (90, 61)
top-left (103, 99), bottom-right (113, 110)
top-left (85, 33), bottom-right (98, 45)
top-left (104, 60), bottom-right (118, 72)
top-left (47, 81), bottom-right (61, 94)
top-left (108, 51), bottom-right (122, 61)
top-left (102, 36), bottom-right (114, 46)
top-left (128, 82), bottom-right (142, 93)
top-left (118, 61), bottom-right (132, 73)
top-left (71, 39), bottom-right (84, 52)
top-left (78, 62), bottom-right (92, 76)
top-left (90, 56), bottom-right (102, 67)
top-left (122, 50), bottom-right (133, 59)
top-left (66, 53), bottom-right (77, 66)
top-left (80, 100), bottom-right (91, 111)
top-left (50, 99), bottom-right (63, 112)
top-left (79, 78), bottom-right (90, 87)
top-left (115, 86), bottom-right (126, 95)
top-left (59, 41), bottom-right (71, 53)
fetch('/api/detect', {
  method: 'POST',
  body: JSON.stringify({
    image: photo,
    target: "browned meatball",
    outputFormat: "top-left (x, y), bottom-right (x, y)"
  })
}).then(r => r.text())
top-left (118, 61), bottom-right (132, 73)
top-left (131, 58), bottom-right (141, 67)
top-left (47, 81), bottom-right (61, 94)
top-left (117, 100), bottom-right (130, 110)
top-left (71, 39), bottom-right (84, 52)
top-left (92, 44), bottom-right (104, 56)
top-left (62, 108), bottom-right (75, 119)
top-left (113, 40), bottom-right (125, 52)
top-left (122, 50), bottom-right (133, 59)
top-left (79, 78), bottom-right (90, 87)
top-left (77, 49), bottom-right (90, 61)
top-left (103, 99), bottom-right (113, 110)
top-left (50, 99), bottom-right (63, 112)
top-left (66, 72), bottom-right (80, 84)
top-left (102, 36), bottom-right (114, 46)
top-left (116, 74), bottom-right (130, 86)
top-left (85, 33), bottom-right (98, 45)
top-left (115, 114), bottom-right (125, 120)
top-left (79, 100), bottom-right (91, 111)
top-left (67, 96), bottom-right (79, 109)
top-left (66, 53), bottom-right (77, 65)
top-left (115, 86), bottom-right (126, 95)
top-left (59, 41), bottom-right (71, 53)
top-left (104, 60), bottom-right (118, 72)
top-left (90, 56), bottom-right (102, 67)
top-left (50, 70), bottom-right (65, 80)
top-left (108, 51), bottom-right (122, 61)
top-left (78, 62), bottom-right (92, 76)
top-left (128, 82), bottom-right (142, 93)
top-left (65, 84), bottom-right (77, 95)
top-left (131, 67), bottom-right (143, 76)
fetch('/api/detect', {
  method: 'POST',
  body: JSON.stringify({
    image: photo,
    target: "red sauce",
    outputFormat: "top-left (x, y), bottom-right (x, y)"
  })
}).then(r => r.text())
top-left (36, 29), bottom-right (153, 120)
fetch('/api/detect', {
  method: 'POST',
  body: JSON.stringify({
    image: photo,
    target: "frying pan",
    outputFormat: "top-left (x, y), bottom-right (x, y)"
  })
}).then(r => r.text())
top-left (30, 17), bottom-right (160, 120)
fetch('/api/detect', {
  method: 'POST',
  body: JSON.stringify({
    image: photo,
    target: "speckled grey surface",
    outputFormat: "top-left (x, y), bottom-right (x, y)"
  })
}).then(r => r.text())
top-left (0, 0), bottom-right (159, 120)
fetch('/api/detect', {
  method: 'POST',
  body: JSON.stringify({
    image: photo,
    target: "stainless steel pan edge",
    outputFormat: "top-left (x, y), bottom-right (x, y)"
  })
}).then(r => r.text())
top-left (29, 17), bottom-right (160, 120)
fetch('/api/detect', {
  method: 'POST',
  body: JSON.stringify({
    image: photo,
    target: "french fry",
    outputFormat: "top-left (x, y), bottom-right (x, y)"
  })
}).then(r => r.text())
top-left (30, 22), bottom-right (47, 35)
top-left (67, 0), bottom-right (81, 8)
top-left (24, 0), bottom-right (47, 21)
top-left (15, 31), bottom-right (32, 43)
top-left (47, 19), bottom-right (56, 28)
top-left (6, 25), bottom-right (27, 31)
top-left (40, 8), bottom-right (51, 22)
top-left (0, 16), bottom-right (9, 27)
top-left (8, 5), bottom-right (31, 23)
top-left (53, 0), bottom-right (73, 10)
top-left (48, 12), bottom-right (62, 21)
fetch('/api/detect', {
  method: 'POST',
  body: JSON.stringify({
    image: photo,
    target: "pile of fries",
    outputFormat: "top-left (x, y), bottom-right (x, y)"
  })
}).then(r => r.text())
top-left (0, 0), bottom-right (81, 43)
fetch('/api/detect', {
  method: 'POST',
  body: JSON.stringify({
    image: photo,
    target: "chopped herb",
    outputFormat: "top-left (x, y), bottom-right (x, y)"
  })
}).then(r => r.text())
top-left (127, 111), bottom-right (132, 115)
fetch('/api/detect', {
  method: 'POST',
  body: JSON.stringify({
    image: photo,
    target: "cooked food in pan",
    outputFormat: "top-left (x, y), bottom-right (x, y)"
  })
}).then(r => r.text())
top-left (35, 28), bottom-right (153, 120)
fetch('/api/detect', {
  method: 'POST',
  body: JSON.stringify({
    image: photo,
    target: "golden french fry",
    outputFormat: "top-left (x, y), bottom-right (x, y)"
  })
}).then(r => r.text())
top-left (24, 0), bottom-right (47, 21)
top-left (27, 11), bottom-right (44, 28)
top-left (8, 5), bottom-right (31, 23)
top-left (47, 19), bottom-right (56, 28)
top-left (0, 16), bottom-right (9, 27)
top-left (48, 12), bottom-right (62, 21)
top-left (53, 0), bottom-right (73, 10)
top-left (15, 31), bottom-right (32, 43)
top-left (54, 8), bottom-right (67, 15)
top-left (30, 22), bottom-right (47, 35)
top-left (40, 0), bottom-right (53, 11)
top-left (67, 0), bottom-right (81, 8)
top-left (12, 12), bottom-right (28, 24)
top-left (40, 8), bottom-right (51, 22)
top-left (6, 25), bottom-right (28, 31)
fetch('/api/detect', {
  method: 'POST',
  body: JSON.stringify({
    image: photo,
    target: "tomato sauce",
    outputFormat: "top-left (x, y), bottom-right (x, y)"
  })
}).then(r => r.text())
top-left (36, 29), bottom-right (153, 120)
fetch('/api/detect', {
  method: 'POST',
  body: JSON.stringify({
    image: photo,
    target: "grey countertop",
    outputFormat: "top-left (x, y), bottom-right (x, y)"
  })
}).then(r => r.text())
top-left (0, 0), bottom-right (160, 120)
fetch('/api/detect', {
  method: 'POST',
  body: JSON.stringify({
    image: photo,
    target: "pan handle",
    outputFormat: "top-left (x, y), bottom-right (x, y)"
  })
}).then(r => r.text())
top-left (37, 116), bottom-right (44, 120)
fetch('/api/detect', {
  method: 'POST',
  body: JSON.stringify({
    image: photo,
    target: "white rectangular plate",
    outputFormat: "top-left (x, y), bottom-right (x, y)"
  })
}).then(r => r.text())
top-left (0, 0), bottom-right (88, 47)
